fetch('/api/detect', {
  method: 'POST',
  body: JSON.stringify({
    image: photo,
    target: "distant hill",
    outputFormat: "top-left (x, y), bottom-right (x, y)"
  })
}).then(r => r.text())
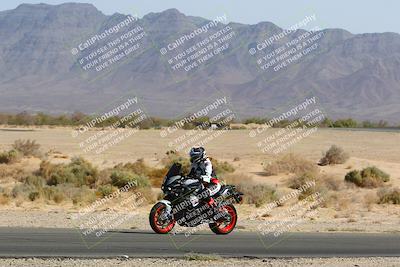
top-left (0, 3), bottom-right (399, 122)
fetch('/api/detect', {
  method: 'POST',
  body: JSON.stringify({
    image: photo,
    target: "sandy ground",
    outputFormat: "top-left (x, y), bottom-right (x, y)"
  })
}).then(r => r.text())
top-left (0, 128), bottom-right (399, 233)
top-left (0, 127), bottom-right (399, 186)
top-left (0, 257), bottom-right (399, 267)
top-left (0, 127), bottom-right (399, 165)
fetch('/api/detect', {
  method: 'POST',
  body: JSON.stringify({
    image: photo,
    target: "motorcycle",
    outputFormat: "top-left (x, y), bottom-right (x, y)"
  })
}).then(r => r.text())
top-left (149, 163), bottom-right (243, 235)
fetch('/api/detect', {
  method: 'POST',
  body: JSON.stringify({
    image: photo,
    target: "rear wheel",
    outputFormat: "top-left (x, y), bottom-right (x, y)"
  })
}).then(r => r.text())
top-left (209, 204), bottom-right (237, 235)
top-left (149, 202), bottom-right (175, 234)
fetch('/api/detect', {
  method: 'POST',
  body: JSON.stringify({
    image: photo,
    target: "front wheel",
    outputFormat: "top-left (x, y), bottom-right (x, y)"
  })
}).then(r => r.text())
top-left (149, 202), bottom-right (175, 234)
top-left (209, 204), bottom-right (237, 235)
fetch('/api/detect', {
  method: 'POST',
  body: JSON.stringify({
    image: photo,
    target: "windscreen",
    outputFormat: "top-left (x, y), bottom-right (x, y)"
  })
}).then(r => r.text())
top-left (165, 162), bottom-right (182, 179)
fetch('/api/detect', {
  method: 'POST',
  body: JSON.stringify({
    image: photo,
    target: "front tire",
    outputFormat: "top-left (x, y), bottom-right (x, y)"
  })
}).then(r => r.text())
top-left (209, 204), bottom-right (237, 235)
top-left (149, 202), bottom-right (175, 234)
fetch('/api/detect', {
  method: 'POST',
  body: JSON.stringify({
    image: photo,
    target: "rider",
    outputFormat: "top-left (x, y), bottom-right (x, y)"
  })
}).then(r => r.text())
top-left (188, 147), bottom-right (221, 208)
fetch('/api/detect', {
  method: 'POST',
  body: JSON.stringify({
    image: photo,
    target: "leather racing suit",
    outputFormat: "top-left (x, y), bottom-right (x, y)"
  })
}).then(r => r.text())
top-left (188, 157), bottom-right (221, 206)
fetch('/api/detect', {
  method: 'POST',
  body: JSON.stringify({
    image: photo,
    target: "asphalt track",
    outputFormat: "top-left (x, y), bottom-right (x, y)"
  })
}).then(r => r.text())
top-left (0, 228), bottom-right (399, 258)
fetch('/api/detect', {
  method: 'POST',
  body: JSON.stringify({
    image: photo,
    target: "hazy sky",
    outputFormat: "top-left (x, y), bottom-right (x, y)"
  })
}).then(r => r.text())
top-left (1, 0), bottom-right (399, 34)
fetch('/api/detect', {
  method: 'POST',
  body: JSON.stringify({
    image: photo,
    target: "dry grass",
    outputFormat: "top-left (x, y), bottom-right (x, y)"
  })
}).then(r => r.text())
top-left (287, 171), bottom-right (343, 201)
top-left (69, 187), bottom-right (96, 205)
top-left (345, 166), bottom-right (390, 188)
top-left (319, 145), bottom-right (349, 166)
top-left (378, 187), bottom-right (400, 204)
top-left (264, 153), bottom-right (319, 176)
top-left (0, 194), bottom-right (10, 205)
top-left (39, 157), bottom-right (99, 187)
top-left (0, 164), bottom-right (28, 182)
top-left (210, 157), bottom-right (235, 174)
top-left (96, 184), bottom-right (115, 198)
top-left (0, 150), bottom-right (20, 164)
top-left (110, 169), bottom-right (150, 188)
top-left (184, 253), bottom-right (222, 261)
top-left (12, 139), bottom-right (41, 157)
top-left (364, 192), bottom-right (379, 210)
top-left (223, 173), bottom-right (277, 207)
top-left (347, 218), bottom-right (357, 223)
top-left (322, 192), bottom-right (352, 210)
top-left (8, 156), bottom-right (155, 205)
top-left (116, 159), bottom-right (169, 188)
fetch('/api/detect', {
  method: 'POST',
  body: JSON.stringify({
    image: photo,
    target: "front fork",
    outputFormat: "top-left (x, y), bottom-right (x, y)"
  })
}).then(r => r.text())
top-left (158, 200), bottom-right (173, 221)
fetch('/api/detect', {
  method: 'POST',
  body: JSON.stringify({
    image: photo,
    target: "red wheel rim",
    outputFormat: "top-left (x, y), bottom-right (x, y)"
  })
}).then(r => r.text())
top-left (215, 205), bottom-right (236, 233)
top-left (153, 205), bottom-right (175, 233)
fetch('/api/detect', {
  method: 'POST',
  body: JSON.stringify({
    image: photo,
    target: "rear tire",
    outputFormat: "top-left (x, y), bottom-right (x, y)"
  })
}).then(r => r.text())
top-left (149, 202), bottom-right (175, 234)
top-left (209, 204), bottom-right (237, 235)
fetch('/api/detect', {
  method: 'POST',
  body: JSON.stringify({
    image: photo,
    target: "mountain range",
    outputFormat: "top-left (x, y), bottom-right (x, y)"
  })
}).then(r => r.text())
top-left (0, 3), bottom-right (399, 122)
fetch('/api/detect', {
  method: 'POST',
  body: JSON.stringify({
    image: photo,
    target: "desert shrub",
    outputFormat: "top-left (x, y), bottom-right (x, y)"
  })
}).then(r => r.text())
top-left (12, 139), bottom-right (41, 157)
top-left (107, 159), bottom-right (168, 188)
top-left (110, 170), bottom-right (150, 188)
top-left (0, 164), bottom-right (27, 182)
top-left (332, 118), bottom-right (358, 128)
top-left (321, 175), bottom-right (343, 191)
top-left (12, 174), bottom-right (84, 203)
top-left (161, 151), bottom-right (191, 174)
top-left (364, 192), bottom-right (379, 209)
top-left (11, 183), bottom-right (37, 199)
top-left (41, 186), bottom-right (65, 203)
top-left (361, 167), bottom-right (390, 182)
top-left (0, 150), bottom-right (20, 164)
top-left (319, 145), bottom-right (349, 166)
top-left (39, 157), bottom-right (98, 187)
top-left (25, 175), bottom-right (45, 189)
top-left (147, 167), bottom-right (168, 187)
top-left (287, 172), bottom-right (316, 190)
top-left (223, 174), bottom-right (277, 207)
top-left (288, 172), bottom-right (342, 200)
top-left (113, 159), bottom-right (168, 187)
top-left (310, 175), bottom-right (343, 201)
top-left (46, 167), bottom-right (75, 186)
top-left (344, 170), bottom-right (362, 186)
top-left (118, 158), bottom-right (152, 176)
top-left (96, 169), bottom-right (112, 186)
top-left (134, 187), bottom-right (156, 204)
top-left (243, 117), bottom-right (268, 124)
top-left (210, 158), bottom-right (235, 175)
top-left (28, 191), bottom-right (40, 201)
top-left (67, 157), bottom-right (98, 186)
top-left (240, 184), bottom-right (277, 207)
top-left (40, 161), bottom-right (74, 186)
top-left (70, 186), bottom-right (97, 205)
top-left (0, 193), bottom-right (10, 205)
top-left (287, 172), bottom-right (318, 200)
top-left (345, 167), bottom-right (390, 188)
top-left (53, 192), bottom-right (65, 203)
top-left (377, 188), bottom-right (400, 204)
top-left (320, 191), bottom-right (339, 208)
top-left (264, 153), bottom-right (319, 176)
top-left (96, 184), bottom-right (115, 197)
